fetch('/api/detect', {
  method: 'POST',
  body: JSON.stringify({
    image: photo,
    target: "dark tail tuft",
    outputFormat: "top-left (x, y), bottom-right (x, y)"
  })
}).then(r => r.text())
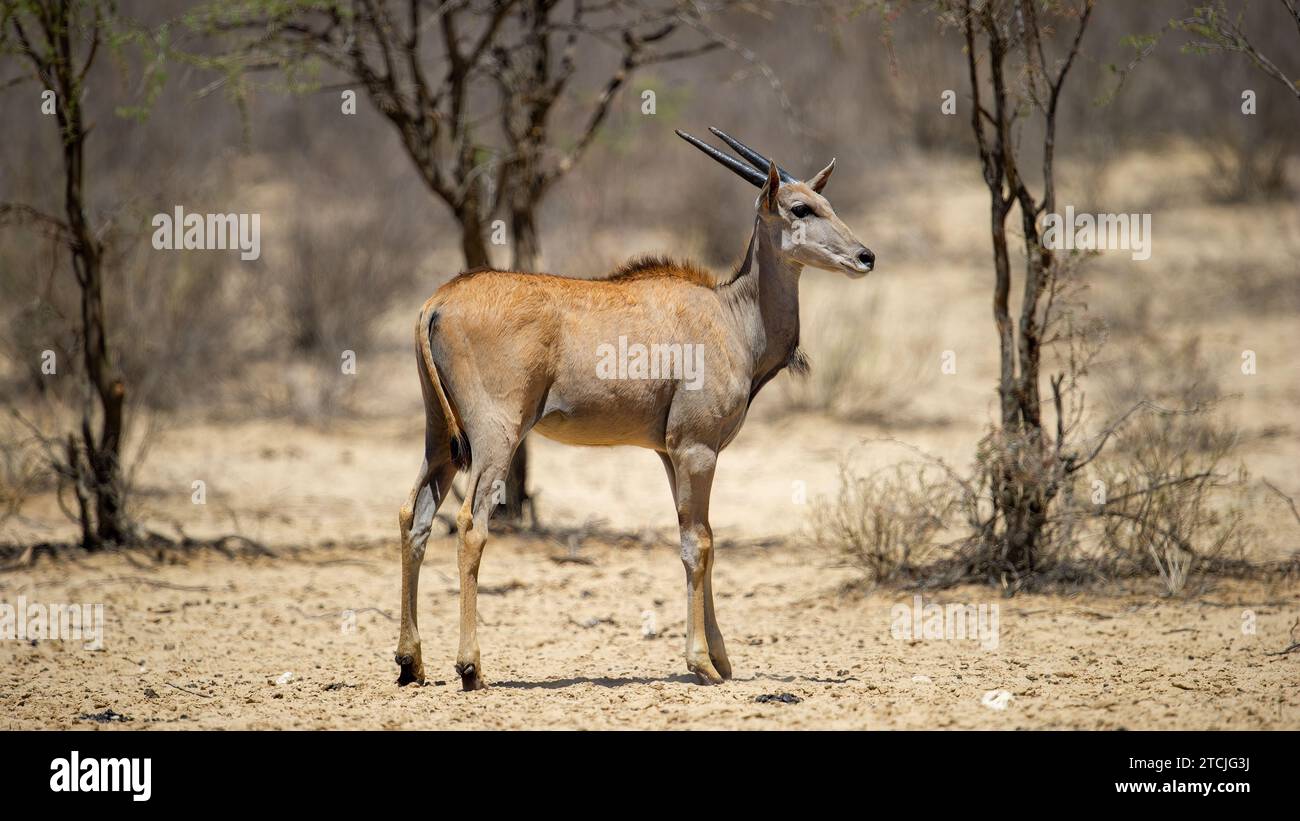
top-left (449, 432), bottom-right (472, 471)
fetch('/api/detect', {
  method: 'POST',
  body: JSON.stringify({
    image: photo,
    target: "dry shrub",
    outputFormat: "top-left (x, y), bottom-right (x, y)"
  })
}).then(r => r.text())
top-left (814, 407), bottom-right (1250, 594)
top-left (811, 332), bottom-right (1254, 594)
top-left (1092, 412), bottom-right (1247, 595)
top-left (1086, 335), bottom-right (1250, 594)
top-left (811, 462), bottom-right (959, 584)
top-left (0, 418), bottom-right (45, 531)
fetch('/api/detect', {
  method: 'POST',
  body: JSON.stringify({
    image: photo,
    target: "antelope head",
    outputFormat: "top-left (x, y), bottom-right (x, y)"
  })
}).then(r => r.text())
top-left (676, 127), bottom-right (875, 278)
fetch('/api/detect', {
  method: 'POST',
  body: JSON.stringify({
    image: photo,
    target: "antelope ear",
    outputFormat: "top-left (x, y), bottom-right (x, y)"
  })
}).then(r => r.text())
top-left (763, 159), bottom-right (781, 212)
top-left (808, 158), bottom-right (835, 193)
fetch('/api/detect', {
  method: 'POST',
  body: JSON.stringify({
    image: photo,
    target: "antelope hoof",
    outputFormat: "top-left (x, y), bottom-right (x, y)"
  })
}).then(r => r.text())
top-left (455, 661), bottom-right (487, 692)
top-left (687, 658), bottom-right (725, 686)
top-left (712, 653), bottom-right (733, 681)
top-left (395, 651), bottom-right (425, 686)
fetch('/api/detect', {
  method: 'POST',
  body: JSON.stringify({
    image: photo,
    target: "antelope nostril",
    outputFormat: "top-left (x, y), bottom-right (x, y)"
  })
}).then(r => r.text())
top-left (857, 248), bottom-right (875, 268)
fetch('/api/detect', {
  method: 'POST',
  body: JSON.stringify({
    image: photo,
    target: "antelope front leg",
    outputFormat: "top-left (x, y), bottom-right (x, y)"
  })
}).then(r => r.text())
top-left (668, 442), bottom-right (725, 685)
top-left (702, 549), bottom-right (731, 679)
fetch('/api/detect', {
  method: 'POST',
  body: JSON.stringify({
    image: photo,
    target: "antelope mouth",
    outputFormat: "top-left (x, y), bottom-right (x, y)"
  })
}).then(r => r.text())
top-left (843, 257), bottom-right (873, 277)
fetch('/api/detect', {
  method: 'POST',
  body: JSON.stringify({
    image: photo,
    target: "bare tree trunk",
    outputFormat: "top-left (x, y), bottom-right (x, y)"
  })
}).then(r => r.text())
top-left (498, 200), bottom-right (540, 523)
top-left (76, 236), bottom-right (128, 546)
top-left (509, 206), bottom-right (541, 273)
top-left (457, 202), bottom-right (493, 270)
top-left (24, 0), bottom-right (130, 548)
top-left (961, 0), bottom-right (1093, 577)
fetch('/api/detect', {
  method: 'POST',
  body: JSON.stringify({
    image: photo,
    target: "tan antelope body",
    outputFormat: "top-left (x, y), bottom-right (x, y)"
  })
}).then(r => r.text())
top-left (395, 129), bottom-right (874, 690)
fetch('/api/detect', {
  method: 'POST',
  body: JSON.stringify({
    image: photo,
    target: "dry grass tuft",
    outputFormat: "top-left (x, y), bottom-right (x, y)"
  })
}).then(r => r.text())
top-left (811, 462), bottom-right (958, 584)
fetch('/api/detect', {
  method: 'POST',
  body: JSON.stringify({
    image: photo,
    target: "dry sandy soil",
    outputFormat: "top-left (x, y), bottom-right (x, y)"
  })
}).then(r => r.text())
top-left (2, 535), bottom-right (1297, 730)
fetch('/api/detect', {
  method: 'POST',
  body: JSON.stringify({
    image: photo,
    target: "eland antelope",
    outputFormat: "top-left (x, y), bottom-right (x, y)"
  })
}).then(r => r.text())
top-left (395, 128), bottom-right (875, 690)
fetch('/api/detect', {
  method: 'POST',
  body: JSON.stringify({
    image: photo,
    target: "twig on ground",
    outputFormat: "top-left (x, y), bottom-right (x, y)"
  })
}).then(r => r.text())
top-left (165, 681), bottom-right (213, 698)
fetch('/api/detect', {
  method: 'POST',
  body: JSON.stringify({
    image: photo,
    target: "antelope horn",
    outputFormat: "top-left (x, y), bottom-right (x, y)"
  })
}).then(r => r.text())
top-left (708, 127), bottom-right (795, 184)
top-left (675, 129), bottom-right (769, 189)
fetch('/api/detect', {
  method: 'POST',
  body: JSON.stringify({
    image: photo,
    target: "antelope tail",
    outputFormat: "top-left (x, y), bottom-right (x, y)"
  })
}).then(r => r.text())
top-left (418, 302), bottom-right (471, 471)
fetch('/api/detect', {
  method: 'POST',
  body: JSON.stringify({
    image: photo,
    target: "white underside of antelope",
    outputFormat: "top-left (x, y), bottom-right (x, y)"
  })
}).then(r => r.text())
top-left (395, 128), bottom-right (875, 691)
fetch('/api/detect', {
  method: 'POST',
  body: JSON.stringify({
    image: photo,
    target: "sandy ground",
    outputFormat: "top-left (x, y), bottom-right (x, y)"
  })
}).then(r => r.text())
top-left (1, 536), bottom-right (1297, 730)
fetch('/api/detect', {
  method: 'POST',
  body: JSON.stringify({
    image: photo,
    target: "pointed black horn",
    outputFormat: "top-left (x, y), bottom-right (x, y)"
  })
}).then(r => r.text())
top-left (675, 129), bottom-right (768, 189)
top-left (708, 127), bottom-right (795, 183)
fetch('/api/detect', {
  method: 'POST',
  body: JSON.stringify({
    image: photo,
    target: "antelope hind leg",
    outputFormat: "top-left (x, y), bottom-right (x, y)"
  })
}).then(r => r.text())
top-left (454, 442), bottom-right (516, 692)
top-left (702, 550), bottom-right (732, 679)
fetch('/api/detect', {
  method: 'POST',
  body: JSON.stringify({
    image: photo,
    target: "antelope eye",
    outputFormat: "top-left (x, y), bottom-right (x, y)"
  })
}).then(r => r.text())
top-left (791, 203), bottom-right (812, 219)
